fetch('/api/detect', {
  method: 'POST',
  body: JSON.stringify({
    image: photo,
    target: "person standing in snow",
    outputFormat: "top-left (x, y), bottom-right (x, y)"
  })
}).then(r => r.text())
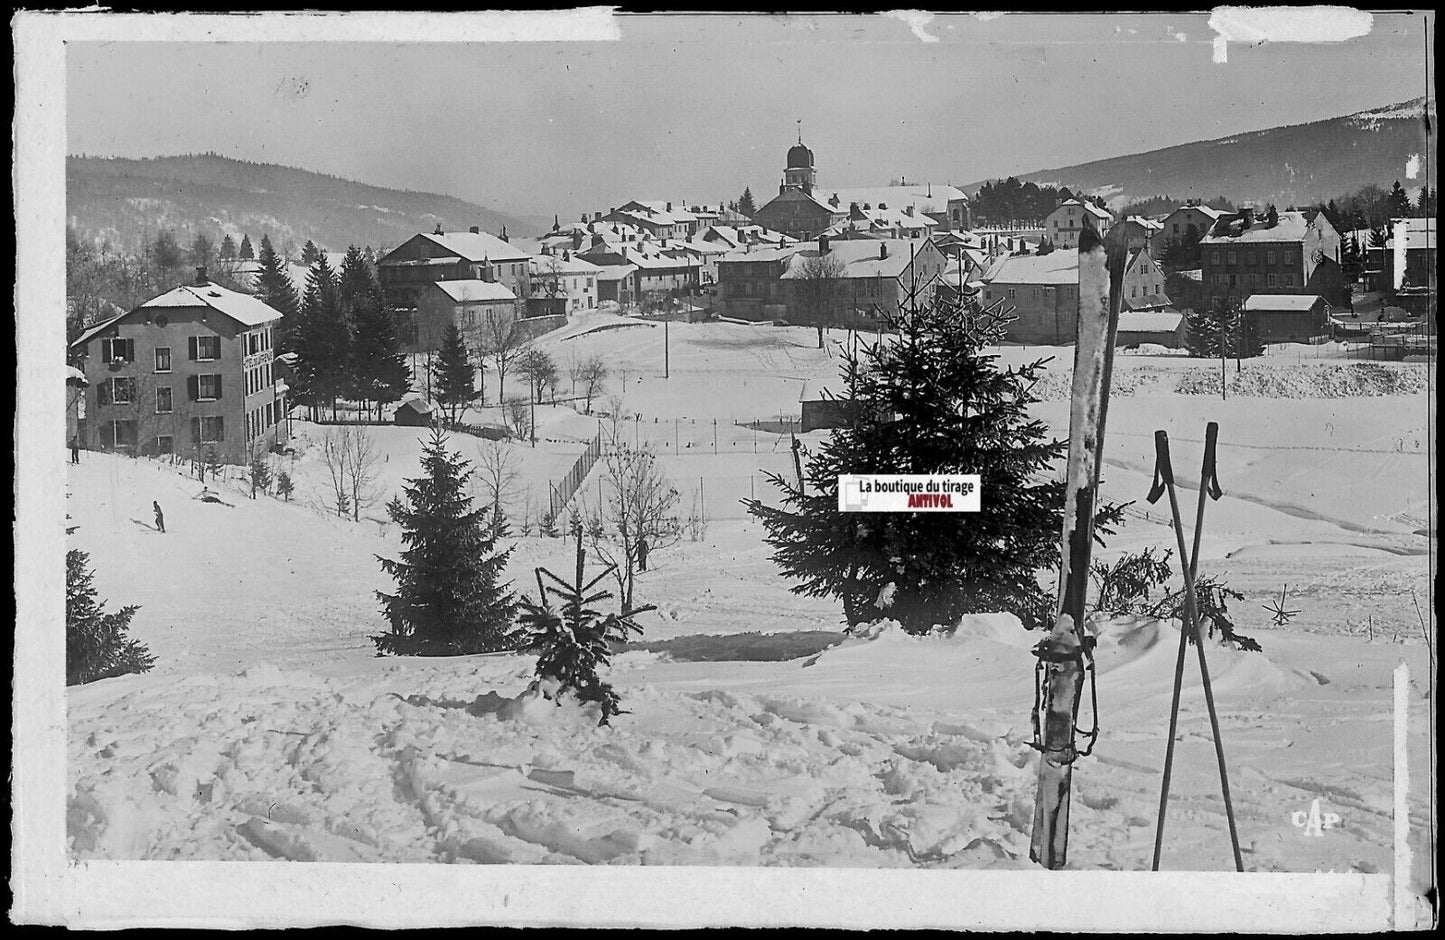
top-left (69, 435), bottom-right (80, 464)
top-left (152, 501), bottom-right (166, 533)
top-left (636, 536), bottom-right (649, 572)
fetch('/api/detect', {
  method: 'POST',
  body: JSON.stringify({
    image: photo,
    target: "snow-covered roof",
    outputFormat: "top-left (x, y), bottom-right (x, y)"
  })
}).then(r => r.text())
top-left (1202, 210), bottom-right (1314, 244)
top-left (1164, 204), bottom-right (1224, 222)
top-left (982, 250), bottom-right (1078, 285)
top-left (1051, 199), bottom-right (1113, 222)
top-left (431, 279), bottom-right (517, 303)
top-left (780, 238), bottom-right (932, 280)
top-left (720, 243), bottom-right (807, 264)
top-left (68, 312), bottom-right (128, 350)
top-left (530, 254), bottom-right (600, 275)
top-left (592, 264), bottom-right (638, 282)
top-left (1117, 310), bottom-right (1184, 332)
top-left (139, 282), bottom-right (286, 327)
top-left (415, 230), bottom-right (531, 264)
top-left (1390, 217), bottom-right (1436, 251)
top-left (824, 184), bottom-right (967, 215)
top-left (1124, 216), bottom-right (1164, 232)
top-left (66, 365), bottom-right (88, 385)
top-left (1243, 293), bottom-right (1324, 312)
top-left (397, 397), bottom-right (434, 413)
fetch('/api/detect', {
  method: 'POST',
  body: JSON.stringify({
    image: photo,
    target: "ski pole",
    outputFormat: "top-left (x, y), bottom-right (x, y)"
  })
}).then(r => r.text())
top-left (1148, 430), bottom-right (1188, 870)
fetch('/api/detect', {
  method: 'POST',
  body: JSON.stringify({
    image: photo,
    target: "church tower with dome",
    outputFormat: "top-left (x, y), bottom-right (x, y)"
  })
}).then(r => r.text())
top-left (782, 130), bottom-right (816, 195)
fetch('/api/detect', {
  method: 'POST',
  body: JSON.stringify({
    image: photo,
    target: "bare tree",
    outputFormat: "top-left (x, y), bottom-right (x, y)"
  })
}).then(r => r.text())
top-left (320, 424), bottom-right (382, 520)
top-left (587, 432), bottom-right (679, 612)
top-left (341, 423), bottom-right (382, 522)
top-left (515, 346), bottom-right (558, 404)
top-left (576, 354), bottom-right (608, 415)
top-left (503, 397), bottom-right (532, 442)
top-left (482, 308), bottom-right (524, 404)
top-left (791, 251), bottom-right (847, 349)
top-left (474, 438), bottom-right (522, 537)
top-left (533, 253), bottom-right (566, 299)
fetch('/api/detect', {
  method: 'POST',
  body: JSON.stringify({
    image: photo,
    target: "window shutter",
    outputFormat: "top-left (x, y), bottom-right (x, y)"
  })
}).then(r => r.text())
top-left (188, 337), bottom-right (198, 361)
top-left (97, 381), bottom-right (112, 406)
top-left (215, 375), bottom-right (223, 399)
top-left (215, 416), bottom-right (224, 441)
top-left (191, 417), bottom-right (200, 444)
top-left (186, 375), bottom-right (198, 401)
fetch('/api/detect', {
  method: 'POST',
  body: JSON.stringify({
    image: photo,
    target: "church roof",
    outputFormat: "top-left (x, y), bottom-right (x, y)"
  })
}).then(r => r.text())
top-left (787, 141), bottom-right (815, 168)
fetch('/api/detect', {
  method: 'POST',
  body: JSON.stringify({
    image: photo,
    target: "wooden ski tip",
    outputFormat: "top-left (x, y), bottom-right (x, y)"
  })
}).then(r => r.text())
top-left (1077, 218), bottom-right (1105, 254)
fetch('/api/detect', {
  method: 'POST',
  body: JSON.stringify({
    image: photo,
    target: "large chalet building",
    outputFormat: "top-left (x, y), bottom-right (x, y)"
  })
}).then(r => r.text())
top-left (68, 269), bottom-right (288, 464)
top-left (979, 250), bottom-right (1081, 344)
top-left (1044, 199), bottom-right (1114, 249)
top-left (1199, 207), bottom-right (1345, 313)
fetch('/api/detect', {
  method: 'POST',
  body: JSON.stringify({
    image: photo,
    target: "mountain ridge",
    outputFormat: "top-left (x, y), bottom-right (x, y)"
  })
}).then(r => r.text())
top-left (963, 96), bottom-right (1436, 210)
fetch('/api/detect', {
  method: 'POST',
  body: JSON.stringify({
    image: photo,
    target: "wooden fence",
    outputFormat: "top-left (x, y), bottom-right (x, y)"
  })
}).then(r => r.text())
top-left (548, 429), bottom-right (603, 522)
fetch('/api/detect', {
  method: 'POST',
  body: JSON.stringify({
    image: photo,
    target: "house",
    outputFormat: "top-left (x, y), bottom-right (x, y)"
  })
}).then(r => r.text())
top-left (393, 397), bottom-right (435, 428)
top-left (979, 250), bottom-right (1080, 344)
top-left (715, 241), bottom-right (807, 322)
top-left (820, 200), bottom-right (939, 240)
top-left (593, 264), bottom-right (638, 308)
top-left (780, 236), bottom-right (948, 328)
top-left (603, 200), bottom-right (704, 239)
top-left (530, 251), bottom-right (600, 313)
top-left (1116, 216), bottom-right (1164, 256)
top-left (1242, 293), bottom-right (1331, 343)
top-left (752, 137), bottom-right (848, 239)
top-left (1044, 199), bottom-right (1114, 249)
top-left (412, 279), bottom-right (518, 354)
top-left (1121, 248), bottom-right (1171, 310)
top-left (1158, 203), bottom-right (1223, 261)
top-left (1385, 217), bottom-right (1436, 296)
top-left (66, 365), bottom-right (88, 445)
top-left (1116, 310), bottom-right (1186, 348)
top-left (67, 268), bottom-right (288, 464)
top-left (377, 227), bottom-right (532, 318)
top-left (822, 182), bottom-right (971, 231)
top-left (1200, 207), bottom-right (1345, 311)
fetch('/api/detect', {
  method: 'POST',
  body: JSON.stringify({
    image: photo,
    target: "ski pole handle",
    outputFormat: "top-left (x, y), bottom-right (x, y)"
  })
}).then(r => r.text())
top-left (1202, 422), bottom-right (1223, 501)
top-left (1147, 430), bottom-right (1172, 504)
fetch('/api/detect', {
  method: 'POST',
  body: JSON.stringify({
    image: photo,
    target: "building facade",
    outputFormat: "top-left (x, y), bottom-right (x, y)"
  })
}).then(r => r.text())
top-left (530, 251), bottom-right (599, 313)
top-left (753, 137), bottom-right (847, 239)
top-left (1121, 248), bottom-right (1171, 309)
top-left (1044, 199), bottom-right (1114, 249)
top-left (979, 250), bottom-right (1080, 344)
top-left (1199, 208), bottom-right (1345, 311)
top-left (68, 271), bottom-right (288, 464)
top-left (378, 228), bottom-right (532, 315)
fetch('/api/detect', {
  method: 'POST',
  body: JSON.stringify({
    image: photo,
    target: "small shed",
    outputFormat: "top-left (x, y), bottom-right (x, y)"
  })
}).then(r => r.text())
top-left (394, 397), bottom-right (435, 427)
top-left (1115, 310), bottom-right (1185, 348)
top-left (1243, 294), bottom-right (1330, 343)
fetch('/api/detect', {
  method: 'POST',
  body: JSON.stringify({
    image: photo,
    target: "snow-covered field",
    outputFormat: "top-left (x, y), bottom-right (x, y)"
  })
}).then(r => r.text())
top-left (65, 317), bottom-right (1434, 883)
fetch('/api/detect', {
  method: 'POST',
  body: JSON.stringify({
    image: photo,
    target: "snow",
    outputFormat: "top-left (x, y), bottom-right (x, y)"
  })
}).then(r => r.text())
top-left (63, 316), bottom-right (1434, 883)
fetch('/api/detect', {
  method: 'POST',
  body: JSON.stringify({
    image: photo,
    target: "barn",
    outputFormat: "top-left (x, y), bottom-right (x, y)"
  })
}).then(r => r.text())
top-left (393, 397), bottom-right (435, 427)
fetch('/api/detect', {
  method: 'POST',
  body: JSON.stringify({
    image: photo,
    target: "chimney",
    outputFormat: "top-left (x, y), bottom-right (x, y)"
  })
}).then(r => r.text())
top-left (879, 202), bottom-right (888, 211)
top-left (819, 234), bottom-right (830, 255)
top-left (879, 243), bottom-right (888, 260)
top-left (552, 214), bottom-right (560, 231)
top-left (594, 211), bottom-right (602, 222)
top-left (563, 250), bottom-right (570, 261)
top-left (904, 205), bottom-right (914, 217)
top-left (194, 266), bottom-right (209, 286)
top-left (666, 201), bottom-right (672, 212)
top-left (829, 194), bottom-right (840, 207)
top-left (434, 224), bottom-right (444, 235)
top-left (469, 225), bottom-right (480, 234)
top-left (500, 226), bottom-right (509, 242)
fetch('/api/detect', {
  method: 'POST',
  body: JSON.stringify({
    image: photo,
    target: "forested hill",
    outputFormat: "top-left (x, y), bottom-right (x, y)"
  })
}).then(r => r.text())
top-left (67, 153), bottom-right (542, 257)
top-left (964, 97), bottom-right (1436, 210)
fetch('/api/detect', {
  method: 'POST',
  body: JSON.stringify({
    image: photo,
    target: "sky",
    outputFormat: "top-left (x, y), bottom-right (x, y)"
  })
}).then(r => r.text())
top-left (66, 12), bottom-right (1432, 225)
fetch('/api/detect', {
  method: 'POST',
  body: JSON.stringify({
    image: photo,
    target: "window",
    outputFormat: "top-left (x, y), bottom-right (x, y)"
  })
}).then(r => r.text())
top-left (1173, 223), bottom-right (1180, 234)
top-left (111, 376), bottom-right (135, 405)
top-left (191, 335), bottom-right (221, 361)
top-left (1130, 286), bottom-right (1137, 298)
top-left (1154, 284), bottom-right (1160, 295)
top-left (1226, 251), bottom-right (1237, 264)
top-left (1284, 273), bottom-right (1296, 287)
top-left (1211, 251), bottom-right (1220, 264)
top-left (197, 416), bottom-right (225, 444)
top-left (100, 337), bottom-right (135, 363)
top-left (154, 347), bottom-right (172, 372)
top-left (156, 387), bottom-right (173, 414)
top-left (99, 419), bottom-right (137, 449)
top-left (197, 374), bottom-right (222, 401)
top-left (156, 435), bottom-right (174, 456)
top-left (1248, 273), bottom-right (1258, 285)
top-left (1265, 250), bottom-right (1276, 265)
top-left (1228, 275), bottom-right (1238, 287)
top-left (1006, 288), bottom-right (1017, 300)
top-left (1267, 273), bottom-right (1277, 287)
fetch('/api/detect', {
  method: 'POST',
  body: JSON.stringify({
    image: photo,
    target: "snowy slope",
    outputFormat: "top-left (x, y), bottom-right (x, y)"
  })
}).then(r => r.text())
top-left (64, 319), bottom-right (1434, 879)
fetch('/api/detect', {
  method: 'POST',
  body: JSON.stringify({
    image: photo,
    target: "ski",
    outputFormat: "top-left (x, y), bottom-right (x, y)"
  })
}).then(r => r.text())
top-left (1029, 219), bottom-right (1128, 869)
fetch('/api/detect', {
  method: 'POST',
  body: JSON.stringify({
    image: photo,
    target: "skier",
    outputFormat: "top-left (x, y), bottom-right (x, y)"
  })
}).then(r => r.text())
top-left (636, 536), bottom-right (649, 573)
top-left (152, 501), bottom-right (166, 533)
top-left (69, 435), bottom-right (80, 464)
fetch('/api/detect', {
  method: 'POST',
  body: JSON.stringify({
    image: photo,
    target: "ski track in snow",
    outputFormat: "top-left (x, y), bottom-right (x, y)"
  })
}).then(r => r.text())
top-left (63, 320), bottom-right (1434, 878)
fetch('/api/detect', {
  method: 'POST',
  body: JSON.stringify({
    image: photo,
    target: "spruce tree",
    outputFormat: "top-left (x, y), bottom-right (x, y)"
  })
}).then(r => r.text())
top-left (434, 322), bottom-right (477, 428)
top-left (295, 254), bottom-right (352, 418)
top-left (301, 240), bottom-right (324, 266)
top-left (239, 233), bottom-right (255, 260)
top-left (373, 428), bottom-right (517, 656)
top-left (1184, 308), bottom-right (1221, 357)
top-left (351, 293), bottom-right (412, 421)
top-left (744, 285), bottom-right (1124, 633)
top-left (219, 234), bottom-right (237, 260)
top-left (739, 187), bottom-right (757, 218)
top-left (67, 548), bottom-right (155, 685)
top-left (256, 235), bottom-right (301, 351)
top-left (1387, 180), bottom-right (1412, 219)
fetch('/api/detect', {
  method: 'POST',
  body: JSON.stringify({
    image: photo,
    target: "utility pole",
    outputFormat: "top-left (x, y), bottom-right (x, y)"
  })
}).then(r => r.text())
top-left (530, 383), bottom-right (537, 448)
top-left (664, 315), bottom-right (670, 379)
